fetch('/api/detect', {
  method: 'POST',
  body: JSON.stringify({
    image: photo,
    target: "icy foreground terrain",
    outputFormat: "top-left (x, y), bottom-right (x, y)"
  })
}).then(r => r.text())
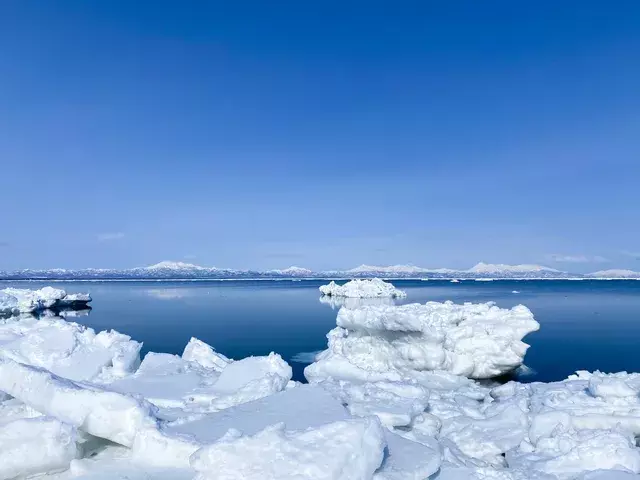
top-left (319, 278), bottom-right (407, 298)
top-left (1, 294), bottom-right (640, 478)
top-left (0, 287), bottom-right (91, 316)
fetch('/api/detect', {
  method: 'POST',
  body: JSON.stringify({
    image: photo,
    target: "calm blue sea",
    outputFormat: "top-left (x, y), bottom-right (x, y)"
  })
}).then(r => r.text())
top-left (2, 279), bottom-right (639, 383)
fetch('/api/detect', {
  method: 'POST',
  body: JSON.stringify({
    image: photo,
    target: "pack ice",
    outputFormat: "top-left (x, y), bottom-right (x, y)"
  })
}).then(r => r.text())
top-left (319, 278), bottom-right (407, 298)
top-left (306, 301), bottom-right (540, 380)
top-left (0, 287), bottom-right (91, 316)
top-left (2, 289), bottom-right (640, 479)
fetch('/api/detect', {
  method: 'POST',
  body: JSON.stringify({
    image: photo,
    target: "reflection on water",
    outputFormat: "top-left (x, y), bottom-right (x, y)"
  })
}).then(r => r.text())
top-left (58, 308), bottom-right (92, 318)
top-left (290, 350), bottom-right (323, 363)
top-left (319, 296), bottom-right (395, 309)
top-left (144, 288), bottom-right (196, 300)
top-left (1, 307), bottom-right (92, 320)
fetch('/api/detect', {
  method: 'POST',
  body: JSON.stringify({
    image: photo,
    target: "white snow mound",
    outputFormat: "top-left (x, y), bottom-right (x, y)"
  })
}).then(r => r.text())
top-left (306, 301), bottom-right (539, 381)
top-left (319, 279), bottom-right (407, 298)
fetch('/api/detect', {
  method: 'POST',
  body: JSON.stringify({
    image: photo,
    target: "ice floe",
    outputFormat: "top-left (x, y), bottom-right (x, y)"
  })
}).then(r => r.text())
top-left (319, 278), bottom-right (407, 298)
top-left (0, 286), bottom-right (91, 316)
top-left (3, 292), bottom-right (640, 479)
top-left (306, 301), bottom-right (539, 381)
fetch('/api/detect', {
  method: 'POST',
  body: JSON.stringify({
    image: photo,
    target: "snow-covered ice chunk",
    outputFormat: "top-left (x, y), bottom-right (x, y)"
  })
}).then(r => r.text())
top-left (507, 428), bottom-right (640, 479)
top-left (190, 417), bottom-right (386, 480)
top-left (0, 293), bottom-right (19, 317)
top-left (319, 279), bottom-right (407, 298)
top-left (0, 287), bottom-right (91, 314)
top-left (182, 337), bottom-right (231, 371)
top-left (0, 417), bottom-right (79, 480)
top-left (107, 343), bottom-right (290, 417)
top-left (315, 378), bottom-right (430, 428)
top-left (0, 315), bottom-right (141, 381)
top-left (167, 384), bottom-right (441, 479)
top-left (0, 358), bottom-right (157, 447)
top-left (306, 301), bottom-right (539, 381)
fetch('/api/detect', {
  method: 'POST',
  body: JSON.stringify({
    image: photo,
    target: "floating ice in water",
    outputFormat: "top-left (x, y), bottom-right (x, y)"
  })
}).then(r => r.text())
top-left (2, 296), bottom-right (640, 480)
top-left (450, 279), bottom-right (460, 283)
top-left (306, 301), bottom-right (539, 381)
top-left (0, 287), bottom-right (91, 316)
top-left (319, 279), bottom-right (407, 298)
top-left (512, 290), bottom-right (520, 294)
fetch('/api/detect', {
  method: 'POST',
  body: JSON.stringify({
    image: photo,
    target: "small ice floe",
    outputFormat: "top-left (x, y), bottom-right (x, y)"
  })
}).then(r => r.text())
top-left (450, 279), bottom-right (460, 283)
top-left (0, 287), bottom-right (91, 317)
top-left (319, 278), bottom-right (406, 298)
top-left (512, 290), bottom-right (520, 294)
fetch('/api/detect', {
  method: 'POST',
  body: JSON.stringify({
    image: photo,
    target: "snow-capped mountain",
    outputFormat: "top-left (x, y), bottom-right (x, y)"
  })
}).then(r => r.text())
top-left (467, 262), bottom-right (561, 274)
top-left (346, 265), bottom-right (431, 275)
top-left (462, 263), bottom-right (564, 278)
top-left (144, 261), bottom-right (209, 271)
top-left (267, 266), bottom-right (313, 276)
top-left (0, 261), bottom-right (636, 280)
top-left (586, 269), bottom-right (640, 279)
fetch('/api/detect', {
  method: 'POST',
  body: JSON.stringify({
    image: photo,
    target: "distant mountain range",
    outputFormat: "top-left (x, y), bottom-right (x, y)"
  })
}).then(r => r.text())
top-left (1, 261), bottom-right (639, 280)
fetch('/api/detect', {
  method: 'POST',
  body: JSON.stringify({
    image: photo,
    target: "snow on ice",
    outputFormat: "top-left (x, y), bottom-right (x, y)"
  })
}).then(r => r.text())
top-left (319, 278), bottom-right (407, 298)
top-left (0, 287), bottom-right (91, 316)
top-left (2, 286), bottom-right (640, 479)
top-left (0, 313), bottom-right (141, 381)
top-left (306, 301), bottom-right (539, 381)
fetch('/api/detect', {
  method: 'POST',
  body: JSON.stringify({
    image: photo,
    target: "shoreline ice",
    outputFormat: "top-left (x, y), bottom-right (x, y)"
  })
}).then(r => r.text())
top-left (1, 287), bottom-right (640, 479)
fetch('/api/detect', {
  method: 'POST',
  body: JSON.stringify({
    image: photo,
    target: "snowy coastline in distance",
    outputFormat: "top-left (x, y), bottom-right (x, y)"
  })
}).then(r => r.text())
top-left (1, 261), bottom-right (639, 280)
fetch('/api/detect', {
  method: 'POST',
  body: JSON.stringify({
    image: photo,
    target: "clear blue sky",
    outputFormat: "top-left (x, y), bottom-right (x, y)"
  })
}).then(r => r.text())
top-left (1, 1), bottom-right (639, 271)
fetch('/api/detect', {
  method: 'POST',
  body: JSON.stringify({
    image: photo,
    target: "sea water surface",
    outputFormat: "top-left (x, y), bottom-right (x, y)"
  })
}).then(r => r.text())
top-left (3, 279), bottom-right (639, 382)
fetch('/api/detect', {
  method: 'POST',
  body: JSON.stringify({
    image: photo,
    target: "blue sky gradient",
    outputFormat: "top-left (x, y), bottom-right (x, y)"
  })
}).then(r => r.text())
top-left (1, 1), bottom-right (639, 271)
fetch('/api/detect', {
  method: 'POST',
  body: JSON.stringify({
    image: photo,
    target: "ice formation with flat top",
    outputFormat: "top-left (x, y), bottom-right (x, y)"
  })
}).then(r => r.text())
top-left (306, 301), bottom-right (539, 380)
top-left (319, 278), bottom-right (407, 298)
top-left (2, 286), bottom-right (640, 479)
top-left (0, 287), bottom-right (91, 316)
